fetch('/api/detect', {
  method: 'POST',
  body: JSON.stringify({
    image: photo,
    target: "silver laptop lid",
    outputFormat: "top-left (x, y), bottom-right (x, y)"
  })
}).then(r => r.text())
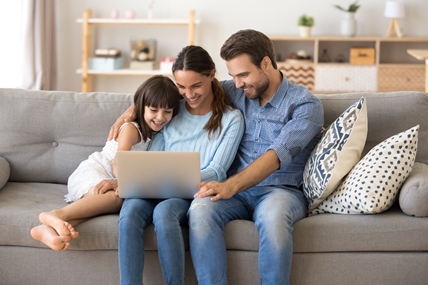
top-left (116, 151), bottom-right (200, 199)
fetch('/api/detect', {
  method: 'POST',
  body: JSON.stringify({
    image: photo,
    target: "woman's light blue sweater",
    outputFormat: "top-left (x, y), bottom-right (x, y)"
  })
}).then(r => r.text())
top-left (149, 100), bottom-right (244, 182)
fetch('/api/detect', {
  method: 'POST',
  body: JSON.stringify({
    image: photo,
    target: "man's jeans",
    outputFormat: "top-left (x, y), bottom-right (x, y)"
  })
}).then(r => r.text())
top-left (188, 186), bottom-right (308, 285)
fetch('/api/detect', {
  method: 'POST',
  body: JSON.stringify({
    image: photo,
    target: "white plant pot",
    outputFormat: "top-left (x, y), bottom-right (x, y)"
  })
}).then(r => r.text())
top-left (340, 12), bottom-right (356, 37)
top-left (299, 26), bottom-right (312, 38)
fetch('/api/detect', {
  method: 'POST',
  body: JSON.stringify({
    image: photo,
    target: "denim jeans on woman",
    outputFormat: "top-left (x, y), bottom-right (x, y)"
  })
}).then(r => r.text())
top-left (119, 198), bottom-right (191, 285)
top-left (188, 185), bottom-right (308, 285)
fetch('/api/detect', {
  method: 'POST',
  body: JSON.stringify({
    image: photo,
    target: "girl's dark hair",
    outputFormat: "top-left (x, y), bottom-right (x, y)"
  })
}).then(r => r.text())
top-left (220, 29), bottom-right (278, 69)
top-left (172, 45), bottom-right (232, 138)
top-left (133, 75), bottom-right (181, 142)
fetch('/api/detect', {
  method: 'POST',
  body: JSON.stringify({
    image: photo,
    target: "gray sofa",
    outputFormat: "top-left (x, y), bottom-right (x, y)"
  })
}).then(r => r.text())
top-left (0, 88), bottom-right (427, 285)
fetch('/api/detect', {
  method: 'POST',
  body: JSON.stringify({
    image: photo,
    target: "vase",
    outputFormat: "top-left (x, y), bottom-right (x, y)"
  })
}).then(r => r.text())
top-left (340, 12), bottom-right (356, 37)
top-left (299, 26), bottom-right (311, 38)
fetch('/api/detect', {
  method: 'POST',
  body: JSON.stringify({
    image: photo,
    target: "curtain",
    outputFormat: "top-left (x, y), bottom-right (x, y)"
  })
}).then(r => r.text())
top-left (21, 0), bottom-right (57, 90)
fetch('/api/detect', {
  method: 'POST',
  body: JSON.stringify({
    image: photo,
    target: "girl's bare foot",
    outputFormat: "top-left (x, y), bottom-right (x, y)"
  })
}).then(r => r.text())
top-left (64, 221), bottom-right (79, 239)
top-left (30, 224), bottom-right (71, 251)
top-left (39, 212), bottom-right (79, 238)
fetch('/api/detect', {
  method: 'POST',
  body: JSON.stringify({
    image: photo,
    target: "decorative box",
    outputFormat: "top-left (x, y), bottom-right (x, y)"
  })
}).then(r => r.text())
top-left (160, 57), bottom-right (175, 72)
top-left (350, 47), bottom-right (375, 65)
top-left (89, 57), bottom-right (125, 71)
top-left (129, 60), bottom-right (157, 70)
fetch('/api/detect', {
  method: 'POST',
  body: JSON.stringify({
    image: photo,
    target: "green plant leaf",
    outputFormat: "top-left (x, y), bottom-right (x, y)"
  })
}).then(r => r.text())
top-left (298, 14), bottom-right (314, 27)
top-left (334, 1), bottom-right (360, 13)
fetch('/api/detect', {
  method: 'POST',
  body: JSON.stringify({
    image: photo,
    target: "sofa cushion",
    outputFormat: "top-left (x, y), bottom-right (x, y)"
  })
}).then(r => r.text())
top-left (303, 97), bottom-right (367, 211)
top-left (0, 88), bottom-right (133, 184)
top-left (0, 181), bottom-right (256, 252)
top-left (315, 92), bottom-right (428, 165)
top-left (293, 204), bottom-right (428, 253)
top-left (399, 162), bottom-right (428, 217)
top-left (0, 182), bottom-right (119, 249)
top-left (0, 156), bottom-right (9, 189)
top-left (313, 125), bottom-right (419, 215)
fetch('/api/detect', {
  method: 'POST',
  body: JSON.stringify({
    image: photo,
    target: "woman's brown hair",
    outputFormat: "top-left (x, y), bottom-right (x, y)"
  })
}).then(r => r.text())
top-left (172, 45), bottom-right (232, 138)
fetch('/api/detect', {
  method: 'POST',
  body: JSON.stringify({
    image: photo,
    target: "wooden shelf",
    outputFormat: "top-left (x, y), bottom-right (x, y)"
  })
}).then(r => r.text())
top-left (269, 35), bottom-right (428, 42)
top-left (407, 49), bottom-right (428, 92)
top-left (76, 69), bottom-right (172, 76)
top-left (77, 9), bottom-right (198, 92)
top-left (270, 35), bottom-right (428, 92)
top-left (76, 18), bottom-right (200, 26)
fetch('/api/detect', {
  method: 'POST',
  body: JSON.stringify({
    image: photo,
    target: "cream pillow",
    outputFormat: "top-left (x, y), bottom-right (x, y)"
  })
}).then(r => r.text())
top-left (303, 97), bottom-right (367, 211)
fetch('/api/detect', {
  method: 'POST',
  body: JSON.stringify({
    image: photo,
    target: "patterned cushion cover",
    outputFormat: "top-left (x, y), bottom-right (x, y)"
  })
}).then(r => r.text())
top-left (313, 125), bottom-right (419, 215)
top-left (303, 97), bottom-right (368, 211)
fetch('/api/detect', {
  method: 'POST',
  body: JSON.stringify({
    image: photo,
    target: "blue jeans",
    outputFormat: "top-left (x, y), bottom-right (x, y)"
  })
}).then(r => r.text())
top-left (188, 186), bottom-right (308, 285)
top-left (118, 198), bottom-right (190, 285)
top-left (153, 198), bottom-right (191, 285)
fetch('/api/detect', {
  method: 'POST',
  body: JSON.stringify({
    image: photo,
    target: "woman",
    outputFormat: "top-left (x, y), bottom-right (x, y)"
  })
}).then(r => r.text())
top-left (112, 45), bottom-right (245, 285)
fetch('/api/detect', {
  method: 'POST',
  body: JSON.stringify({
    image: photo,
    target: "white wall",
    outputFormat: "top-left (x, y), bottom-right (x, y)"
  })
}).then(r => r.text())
top-left (56, 0), bottom-right (428, 93)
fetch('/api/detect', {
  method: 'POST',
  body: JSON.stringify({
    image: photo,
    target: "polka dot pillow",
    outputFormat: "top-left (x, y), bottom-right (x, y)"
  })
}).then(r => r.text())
top-left (312, 125), bottom-right (419, 215)
top-left (303, 97), bottom-right (368, 211)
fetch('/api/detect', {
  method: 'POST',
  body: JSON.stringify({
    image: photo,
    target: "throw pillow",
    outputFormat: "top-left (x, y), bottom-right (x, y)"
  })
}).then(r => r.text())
top-left (312, 125), bottom-right (419, 215)
top-left (399, 162), bottom-right (428, 217)
top-left (303, 97), bottom-right (368, 211)
top-left (0, 156), bottom-right (10, 189)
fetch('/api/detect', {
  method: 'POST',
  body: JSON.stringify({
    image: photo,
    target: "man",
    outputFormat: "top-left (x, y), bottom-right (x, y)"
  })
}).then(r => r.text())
top-left (108, 29), bottom-right (324, 284)
top-left (189, 29), bottom-right (324, 285)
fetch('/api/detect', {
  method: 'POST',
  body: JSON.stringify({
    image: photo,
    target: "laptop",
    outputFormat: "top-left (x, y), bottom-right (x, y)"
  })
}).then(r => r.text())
top-left (116, 151), bottom-right (200, 199)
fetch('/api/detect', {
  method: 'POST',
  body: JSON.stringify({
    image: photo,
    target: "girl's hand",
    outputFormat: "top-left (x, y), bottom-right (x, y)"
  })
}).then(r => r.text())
top-left (93, 179), bottom-right (118, 194)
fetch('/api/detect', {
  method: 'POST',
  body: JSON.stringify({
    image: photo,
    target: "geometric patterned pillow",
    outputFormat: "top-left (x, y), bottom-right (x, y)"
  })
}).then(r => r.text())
top-left (312, 125), bottom-right (419, 215)
top-left (303, 97), bottom-right (368, 211)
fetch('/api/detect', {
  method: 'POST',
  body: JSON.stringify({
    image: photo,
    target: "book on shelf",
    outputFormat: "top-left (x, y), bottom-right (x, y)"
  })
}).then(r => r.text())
top-left (94, 48), bottom-right (121, 58)
top-left (129, 60), bottom-right (158, 70)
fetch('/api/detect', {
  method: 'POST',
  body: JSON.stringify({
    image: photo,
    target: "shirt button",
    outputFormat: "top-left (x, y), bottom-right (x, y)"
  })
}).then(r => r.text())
top-left (52, 142), bottom-right (58, 147)
top-left (255, 138), bottom-right (258, 142)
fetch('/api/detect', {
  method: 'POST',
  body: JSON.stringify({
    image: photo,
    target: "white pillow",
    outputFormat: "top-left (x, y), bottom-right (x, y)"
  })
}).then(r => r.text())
top-left (303, 97), bottom-right (367, 211)
top-left (312, 125), bottom-right (419, 215)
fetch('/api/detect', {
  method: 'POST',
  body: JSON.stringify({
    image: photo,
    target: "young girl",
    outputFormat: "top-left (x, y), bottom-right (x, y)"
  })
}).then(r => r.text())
top-left (30, 75), bottom-right (181, 251)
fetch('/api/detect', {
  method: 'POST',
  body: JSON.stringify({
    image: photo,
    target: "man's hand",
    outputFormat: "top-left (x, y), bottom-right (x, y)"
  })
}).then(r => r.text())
top-left (93, 179), bottom-right (118, 195)
top-left (195, 181), bottom-right (236, 201)
top-left (108, 105), bottom-right (136, 141)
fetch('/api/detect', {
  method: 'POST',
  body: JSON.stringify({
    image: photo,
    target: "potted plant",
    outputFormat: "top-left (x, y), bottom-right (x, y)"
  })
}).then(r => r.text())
top-left (334, 1), bottom-right (360, 37)
top-left (334, 1), bottom-right (360, 13)
top-left (298, 14), bottom-right (314, 38)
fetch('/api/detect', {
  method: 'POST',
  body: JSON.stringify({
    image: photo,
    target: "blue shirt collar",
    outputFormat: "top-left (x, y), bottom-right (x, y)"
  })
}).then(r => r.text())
top-left (263, 72), bottom-right (289, 109)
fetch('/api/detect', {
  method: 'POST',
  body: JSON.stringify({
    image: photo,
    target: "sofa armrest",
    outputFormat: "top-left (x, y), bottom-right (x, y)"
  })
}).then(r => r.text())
top-left (399, 162), bottom-right (428, 217)
top-left (0, 156), bottom-right (10, 189)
